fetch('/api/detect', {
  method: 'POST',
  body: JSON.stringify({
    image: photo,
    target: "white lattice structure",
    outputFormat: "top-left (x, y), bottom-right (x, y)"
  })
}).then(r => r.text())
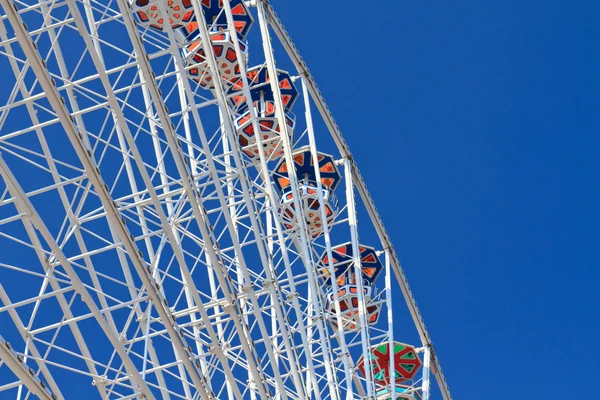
top-left (0, 1), bottom-right (451, 399)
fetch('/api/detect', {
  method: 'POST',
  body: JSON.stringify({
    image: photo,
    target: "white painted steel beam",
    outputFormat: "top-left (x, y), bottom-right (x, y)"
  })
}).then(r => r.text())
top-left (0, 336), bottom-right (58, 400)
top-left (300, 76), bottom-right (361, 399)
top-left (0, 284), bottom-right (64, 398)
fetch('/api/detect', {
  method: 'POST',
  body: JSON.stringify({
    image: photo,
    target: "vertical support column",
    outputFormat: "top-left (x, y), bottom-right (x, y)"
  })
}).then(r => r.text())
top-left (219, 1), bottom-right (333, 395)
top-left (422, 346), bottom-right (431, 400)
top-left (301, 76), bottom-right (356, 400)
top-left (175, 63), bottom-right (212, 386)
top-left (266, 209), bottom-right (280, 400)
top-left (344, 158), bottom-right (374, 398)
top-left (385, 249), bottom-right (396, 399)
top-left (221, 109), bottom-right (255, 400)
top-left (255, 2), bottom-right (341, 399)
top-left (305, 288), bottom-right (313, 400)
top-left (206, 252), bottom-right (234, 399)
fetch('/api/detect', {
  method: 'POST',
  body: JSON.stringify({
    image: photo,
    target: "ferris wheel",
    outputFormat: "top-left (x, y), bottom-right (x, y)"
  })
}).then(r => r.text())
top-left (0, 1), bottom-right (452, 399)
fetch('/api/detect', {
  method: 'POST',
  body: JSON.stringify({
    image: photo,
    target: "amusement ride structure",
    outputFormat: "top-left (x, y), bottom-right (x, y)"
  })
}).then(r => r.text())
top-left (0, 0), bottom-right (452, 399)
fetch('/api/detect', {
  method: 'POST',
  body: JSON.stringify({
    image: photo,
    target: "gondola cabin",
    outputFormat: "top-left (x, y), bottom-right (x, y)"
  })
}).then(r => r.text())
top-left (131, 0), bottom-right (194, 31)
top-left (181, 0), bottom-right (254, 41)
top-left (326, 283), bottom-right (381, 331)
top-left (181, 29), bottom-right (248, 90)
top-left (357, 342), bottom-right (423, 385)
top-left (274, 148), bottom-right (341, 237)
top-left (319, 243), bottom-right (384, 287)
top-left (234, 101), bottom-right (295, 160)
top-left (230, 65), bottom-right (299, 160)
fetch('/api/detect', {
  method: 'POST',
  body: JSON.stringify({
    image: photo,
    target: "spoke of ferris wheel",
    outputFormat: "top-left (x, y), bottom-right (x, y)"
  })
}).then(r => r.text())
top-left (0, 334), bottom-right (57, 400)
top-left (261, 1), bottom-right (453, 398)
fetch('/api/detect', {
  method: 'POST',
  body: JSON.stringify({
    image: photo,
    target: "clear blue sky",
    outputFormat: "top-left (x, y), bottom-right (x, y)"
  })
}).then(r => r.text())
top-left (274, 1), bottom-right (600, 398)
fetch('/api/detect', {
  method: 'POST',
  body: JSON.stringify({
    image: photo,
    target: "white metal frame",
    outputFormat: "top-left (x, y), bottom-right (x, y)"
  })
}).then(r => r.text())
top-left (0, 0), bottom-right (451, 398)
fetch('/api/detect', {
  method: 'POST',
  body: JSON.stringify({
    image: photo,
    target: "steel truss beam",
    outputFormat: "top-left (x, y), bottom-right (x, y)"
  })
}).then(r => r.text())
top-left (0, 335), bottom-right (58, 400)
